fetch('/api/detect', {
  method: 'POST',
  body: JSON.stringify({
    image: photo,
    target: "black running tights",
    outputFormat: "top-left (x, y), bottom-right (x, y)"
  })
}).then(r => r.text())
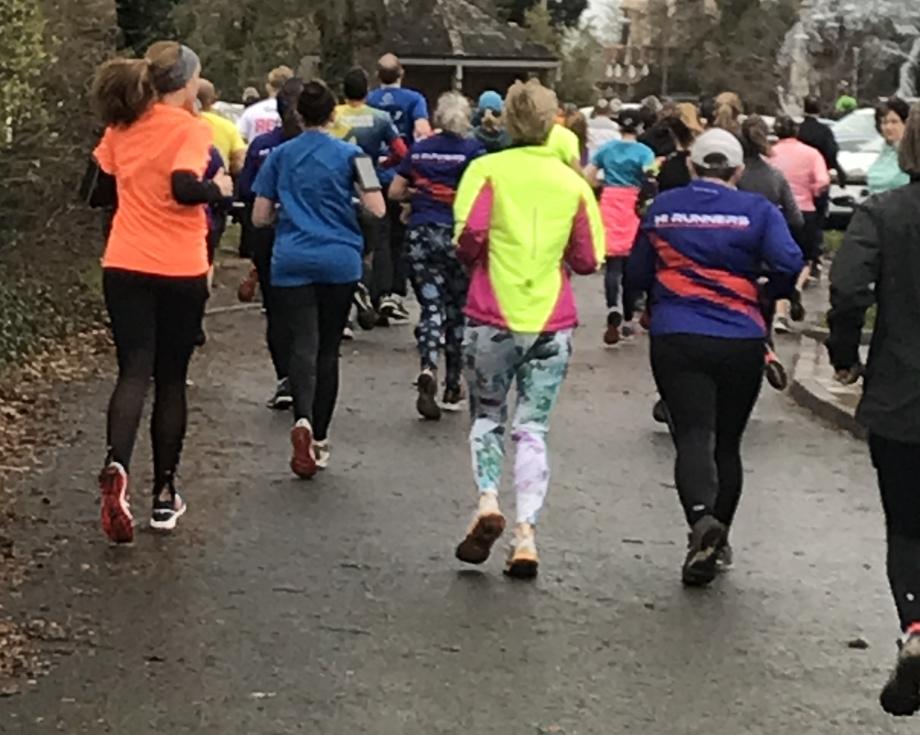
top-left (251, 228), bottom-right (289, 381)
top-left (651, 334), bottom-right (764, 528)
top-left (274, 283), bottom-right (355, 441)
top-left (871, 435), bottom-right (920, 632)
top-left (103, 268), bottom-right (208, 492)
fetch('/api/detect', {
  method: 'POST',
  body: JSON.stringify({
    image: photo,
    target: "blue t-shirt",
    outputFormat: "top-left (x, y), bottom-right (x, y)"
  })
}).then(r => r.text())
top-left (626, 181), bottom-right (804, 340)
top-left (592, 139), bottom-right (655, 188)
top-left (397, 133), bottom-right (484, 227)
top-left (367, 86), bottom-right (429, 184)
top-left (253, 131), bottom-right (364, 287)
top-left (238, 128), bottom-right (285, 201)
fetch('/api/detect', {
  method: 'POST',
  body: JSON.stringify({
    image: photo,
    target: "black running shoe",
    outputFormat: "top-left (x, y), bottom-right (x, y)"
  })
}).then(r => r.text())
top-left (604, 311), bottom-right (623, 346)
top-left (441, 385), bottom-right (466, 413)
top-left (790, 292), bottom-right (806, 322)
top-left (765, 356), bottom-right (788, 391)
top-left (150, 487), bottom-right (187, 532)
top-left (682, 515), bottom-right (727, 587)
top-left (715, 542), bottom-right (734, 572)
top-left (267, 378), bottom-right (293, 410)
top-left (881, 634), bottom-right (920, 716)
top-left (354, 285), bottom-right (377, 331)
top-left (416, 371), bottom-right (441, 421)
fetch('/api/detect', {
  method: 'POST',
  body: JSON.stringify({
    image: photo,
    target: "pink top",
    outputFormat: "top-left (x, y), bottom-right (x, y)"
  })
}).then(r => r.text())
top-left (770, 139), bottom-right (830, 213)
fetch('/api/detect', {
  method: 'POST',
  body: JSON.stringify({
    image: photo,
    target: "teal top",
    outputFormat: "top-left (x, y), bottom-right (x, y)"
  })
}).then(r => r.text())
top-left (868, 143), bottom-right (910, 194)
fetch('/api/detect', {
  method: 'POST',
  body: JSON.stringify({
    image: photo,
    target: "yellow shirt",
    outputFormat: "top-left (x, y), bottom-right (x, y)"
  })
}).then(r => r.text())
top-left (546, 124), bottom-right (581, 168)
top-left (201, 110), bottom-right (247, 169)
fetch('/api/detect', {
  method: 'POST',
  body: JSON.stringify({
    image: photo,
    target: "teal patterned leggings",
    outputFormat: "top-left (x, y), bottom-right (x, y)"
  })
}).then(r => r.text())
top-left (464, 325), bottom-right (573, 525)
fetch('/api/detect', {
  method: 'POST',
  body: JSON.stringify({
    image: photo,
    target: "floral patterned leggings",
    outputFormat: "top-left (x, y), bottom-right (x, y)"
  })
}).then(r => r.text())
top-left (406, 224), bottom-right (468, 391)
top-left (464, 325), bottom-right (573, 525)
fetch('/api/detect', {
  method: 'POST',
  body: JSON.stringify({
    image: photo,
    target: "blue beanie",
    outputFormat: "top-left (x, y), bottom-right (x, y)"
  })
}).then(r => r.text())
top-left (478, 90), bottom-right (503, 113)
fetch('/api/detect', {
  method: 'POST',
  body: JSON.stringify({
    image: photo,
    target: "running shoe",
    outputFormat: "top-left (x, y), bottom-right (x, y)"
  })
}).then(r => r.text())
top-left (354, 285), bottom-right (377, 331)
top-left (455, 493), bottom-right (506, 565)
top-left (621, 321), bottom-right (638, 341)
top-left (416, 370), bottom-right (441, 421)
top-left (765, 351), bottom-right (789, 391)
top-left (314, 440), bottom-right (331, 470)
top-left (505, 522), bottom-right (539, 579)
top-left (604, 311), bottom-right (622, 346)
top-left (652, 399), bottom-right (670, 425)
top-left (99, 462), bottom-right (133, 544)
top-left (238, 266), bottom-right (259, 303)
top-left (266, 378), bottom-right (293, 411)
top-left (441, 385), bottom-right (466, 413)
top-left (342, 322), bottom-right (355, 341)
top-left (789, 292), bottom-right (806, 322)
top-left (681, 515), bottom-right (727, 587)
top-left (774, 316), bottom-right (792, 335)
top-left (290, 418), bottom-right (318, 479)
top-left (380, 296), bottom-right (411, 324)
top-left (715, 542), bottom-right (734, 572)
top-left (881, 631), bottom-right (920, 716)
top-left (150, 489), bottom-right (187, 532)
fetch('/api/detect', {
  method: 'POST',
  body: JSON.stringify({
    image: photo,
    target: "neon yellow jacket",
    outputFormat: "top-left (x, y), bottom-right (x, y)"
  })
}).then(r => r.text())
top-left (453, 145), bottom-right (605, 333)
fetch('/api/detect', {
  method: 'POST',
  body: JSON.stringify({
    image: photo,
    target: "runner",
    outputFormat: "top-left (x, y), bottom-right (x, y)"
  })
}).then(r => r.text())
top-left (770, 116), bottom-right (829, 333)
top-left (712, 91), bottom-right (743, 136)
top-left (564, 108), bottom-right (590, 168)
top-left (331, 67), bottom-right (409, 330)
top-left (583, 108), bottom-right (656, 346)
top-left (627, 129), bottom-right (803, 586)
top-left (252, 81), bottom-right (386, 478)
top-left (834, 81), bottom-right (858, 117)
top-left (826, 103), bottom-right (920, 717)
top-left (197, 79), bottom-right (247, 174)
top-left (452, 79), bottom-right (605, 579)
top-left (586, 98), bottom-right (620, 159)
top-left (237, 65), bottom-right (293, 142)
top-left (656, 116), bottom-right (697, 192)
top-left (868, 97), bottom-right (911, 194)
top-left (472, 91), bottom-right (512, 153)
top-left (238, 77), bottom-right (305, 410)
top-left (739, 115), bottom-right (805, 391)
top-left (388, 92), bottom-right (484, 421)
top-left (367, 53), bottom-right (432, 325)
top-left (91, 42), bottom-right (231, 542)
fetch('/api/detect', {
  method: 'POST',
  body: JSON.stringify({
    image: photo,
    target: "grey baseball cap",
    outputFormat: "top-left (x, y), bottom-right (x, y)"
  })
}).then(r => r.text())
top-left (690, 128), bottom-right (744, 169)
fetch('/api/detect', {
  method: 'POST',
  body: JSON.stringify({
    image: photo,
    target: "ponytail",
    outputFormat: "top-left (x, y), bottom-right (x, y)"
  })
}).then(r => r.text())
top-left (92, 58), bottom-right (155, 126)
top-left (713, 91), bottom-right (743, 136)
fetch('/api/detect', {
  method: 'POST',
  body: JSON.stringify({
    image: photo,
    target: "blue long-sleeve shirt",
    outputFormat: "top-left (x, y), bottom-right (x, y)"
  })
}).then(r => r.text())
top-left (238, 128), bottom-right (286, 202)
top-left (627, 181), bottom-right (804, 339)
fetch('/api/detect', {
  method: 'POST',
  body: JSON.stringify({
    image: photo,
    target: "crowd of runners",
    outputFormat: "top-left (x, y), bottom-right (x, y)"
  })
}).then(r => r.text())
top-left (85, 41), bottom-right (920, 716)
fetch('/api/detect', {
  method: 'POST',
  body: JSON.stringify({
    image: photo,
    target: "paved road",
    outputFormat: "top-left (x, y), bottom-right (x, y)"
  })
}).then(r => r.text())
top-left (0, 273), bottom-right (905, 734)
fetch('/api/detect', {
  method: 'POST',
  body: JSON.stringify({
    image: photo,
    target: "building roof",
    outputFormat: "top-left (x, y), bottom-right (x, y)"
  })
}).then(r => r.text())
top-left (381, 0), bottom-right (558, 62)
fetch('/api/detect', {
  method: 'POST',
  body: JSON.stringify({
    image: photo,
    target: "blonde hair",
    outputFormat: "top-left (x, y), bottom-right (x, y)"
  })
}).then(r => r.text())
top-left (92, 41), bottom-right (185, 126)
top-left (677, 102), bottom-right (703, 135)
top-left (714, 91), bottom-right (743, 136)
top-left (267, 65), bottom-right (294, 93)
top-left (434, 92), bottom-right (472, 135)
top-left (899, 103), bottom-right (920, 175)
top-left (504, 79), bottom-right (557, 145)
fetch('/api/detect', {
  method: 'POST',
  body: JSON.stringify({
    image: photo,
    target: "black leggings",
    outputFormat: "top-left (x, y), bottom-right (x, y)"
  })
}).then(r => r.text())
top-left (651, 334), bottom-right (764, 527)
top-left (103, 269), bottom-right (208, 492)
top-left (251, 228), bottom-right (289, 381)
top-left (274, 283), bottom-right (356, 441)
top-left (871, 434), bottom-right (920, 632)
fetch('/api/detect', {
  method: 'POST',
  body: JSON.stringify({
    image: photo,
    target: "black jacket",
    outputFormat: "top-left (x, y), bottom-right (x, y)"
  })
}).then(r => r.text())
top-left (827, 180), bottom-right (920, 441)
top-left (799, 116), bottom-right (846, 185)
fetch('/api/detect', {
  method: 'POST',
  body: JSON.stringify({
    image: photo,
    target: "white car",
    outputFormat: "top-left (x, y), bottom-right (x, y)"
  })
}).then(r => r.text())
top-left (827, 116), bottom-right (883, 229)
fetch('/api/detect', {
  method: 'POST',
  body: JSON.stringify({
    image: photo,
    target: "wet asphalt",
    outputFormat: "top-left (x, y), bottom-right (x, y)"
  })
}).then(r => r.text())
top-left (0, 273), bottom-right (907, 734)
